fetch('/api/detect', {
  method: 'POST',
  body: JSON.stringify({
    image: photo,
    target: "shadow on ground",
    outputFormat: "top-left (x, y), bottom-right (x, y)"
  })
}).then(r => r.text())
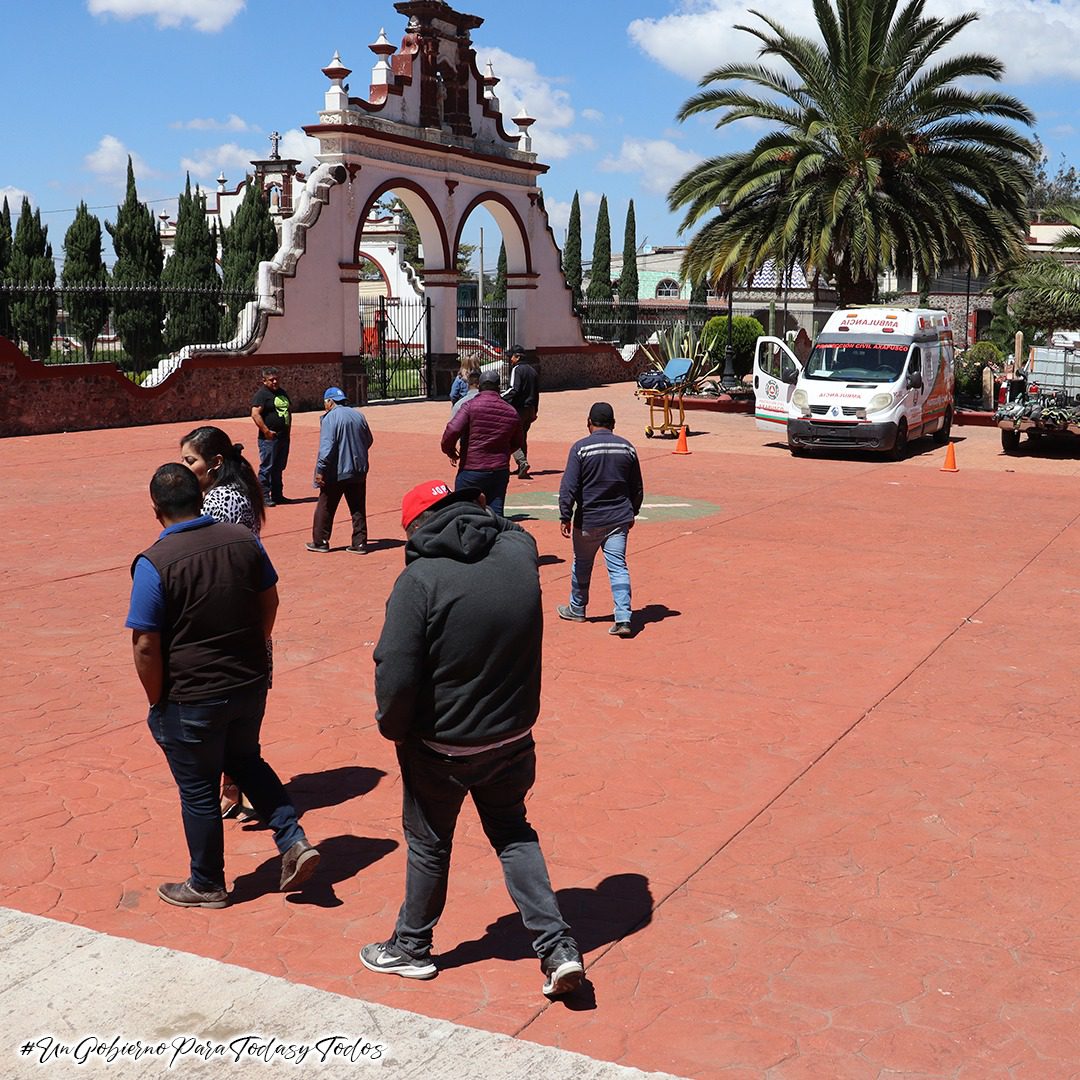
top-left (230, 833), bottom-right (399, 908)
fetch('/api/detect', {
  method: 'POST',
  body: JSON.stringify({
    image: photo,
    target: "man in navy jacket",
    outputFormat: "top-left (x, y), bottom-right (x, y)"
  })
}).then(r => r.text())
top-left (557, 402), bottom-right (644, 637)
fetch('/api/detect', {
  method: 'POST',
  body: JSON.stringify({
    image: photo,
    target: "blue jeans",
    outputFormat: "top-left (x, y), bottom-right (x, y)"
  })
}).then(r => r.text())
top-left (391, 737), bottom-right (573, 962)
top-left (257, 433), bottom-right (290, 501)
top-left (455, 468), bottom-right (510, 517)
top-left (569, 521), bottom-right (633, 624)
top-left (147, 682), bottom-right (306, 890)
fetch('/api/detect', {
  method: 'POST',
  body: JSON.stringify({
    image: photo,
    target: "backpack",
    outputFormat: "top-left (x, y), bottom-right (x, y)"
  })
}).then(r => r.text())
top-left (637, 370), bottom-right (674, 391)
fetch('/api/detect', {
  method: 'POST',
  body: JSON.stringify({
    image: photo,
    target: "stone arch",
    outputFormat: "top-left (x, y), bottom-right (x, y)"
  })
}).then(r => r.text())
top-left (451, 191), bottom-right (532, 276)
top-left (355, 178), bottom-right (452, 271)
top-left (356, 248), bottom-right (392, 295)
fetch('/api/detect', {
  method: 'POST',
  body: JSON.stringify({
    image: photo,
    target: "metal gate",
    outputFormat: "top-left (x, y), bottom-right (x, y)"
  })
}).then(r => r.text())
top-left (359, 296), bottom-right (430, 400)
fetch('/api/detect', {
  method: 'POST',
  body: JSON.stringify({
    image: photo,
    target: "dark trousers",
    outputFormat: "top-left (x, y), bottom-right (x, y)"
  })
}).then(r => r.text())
top-left (312, 474), bottom-right (367, 548)
top-left (513, 408), bottom-right (536, 472)
top-left (257, 434), bottom-right (290, 501)
top-left (148, 682), bottom-right (305, 891)
top-left (455, 467), bottom-right (510, 516)
top-left (390, 737), bottom-right (573, 962)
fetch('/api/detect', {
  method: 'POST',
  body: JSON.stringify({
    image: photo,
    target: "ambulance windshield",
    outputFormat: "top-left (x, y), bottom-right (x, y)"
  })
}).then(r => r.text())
top-left (804, 342), bottom-right (913, 383)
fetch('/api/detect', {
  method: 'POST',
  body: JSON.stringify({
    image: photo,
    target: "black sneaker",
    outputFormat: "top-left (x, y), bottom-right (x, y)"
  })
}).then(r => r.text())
top-left (345, 545), bottom-right (368, 554)
top-left (609, 622), bottom-right (632, 637)
top-left (360, 941), bottom-right (437, 980)
top-left (556, 604), bottom-right (585, 623)
top-left (540, 941), bottom-right (584, 997)
top-left (305, 541), bottom-right (331, 553)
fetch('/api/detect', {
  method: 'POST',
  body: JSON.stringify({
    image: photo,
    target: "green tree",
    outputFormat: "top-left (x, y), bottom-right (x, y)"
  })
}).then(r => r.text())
top-left (8, 198), bottom-right (57, 360)
top-left (562, 191), bottom-right (582, 305)
top-left (1029, 142), bottom-right (1080, 215)
top-left (586, 195), bottom-right (613, 339)
top-left (669, 0), bottom-right (1037, 307)
top-left (703, 314), bottom-right (765, 378)
top-left (220, 180), bottom-right (277, 333)
top-left (62, 202), bottom-right (109, 360)
top-left (107, 158), bottom-right (164, 368)
top-left (491, 241), bottom-right (507, 303)
top-left (618, 200), bottom-right (639, 344)
top-left (0, 197), bottom-right (12, 341)
top-left (163, 176), bottom-right (221, 350)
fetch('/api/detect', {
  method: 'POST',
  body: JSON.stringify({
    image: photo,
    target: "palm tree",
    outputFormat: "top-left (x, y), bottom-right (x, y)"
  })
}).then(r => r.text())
top-left (669, 0), bottom-right (1038, 307)
top-left (996, 205), bottom-right (1080, 334)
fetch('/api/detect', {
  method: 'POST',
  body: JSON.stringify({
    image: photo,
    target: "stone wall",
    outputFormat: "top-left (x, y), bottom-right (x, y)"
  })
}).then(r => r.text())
top-left (0, 338), bottom-right (342, 437)
top-left (536, 344), bottom-right (649, 389)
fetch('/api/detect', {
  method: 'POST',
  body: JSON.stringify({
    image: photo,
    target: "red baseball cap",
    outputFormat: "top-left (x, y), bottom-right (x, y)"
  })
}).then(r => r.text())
top-left (400, 479), bottom-right (479, 529)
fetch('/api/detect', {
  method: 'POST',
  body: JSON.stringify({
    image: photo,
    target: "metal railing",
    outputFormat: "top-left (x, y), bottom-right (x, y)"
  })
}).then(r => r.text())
top-left (575, 299), bottom-right (836, 346)
top-left (0, 282), bottom-right (257, 383)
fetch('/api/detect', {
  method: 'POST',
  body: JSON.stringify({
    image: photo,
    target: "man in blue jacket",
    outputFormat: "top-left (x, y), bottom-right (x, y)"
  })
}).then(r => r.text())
top-left (360, 480), bottom-right (584, 999)
top-left (307, 387), bottom-right (374, 554)
top-left (557, 402), bottom-right (644, 637)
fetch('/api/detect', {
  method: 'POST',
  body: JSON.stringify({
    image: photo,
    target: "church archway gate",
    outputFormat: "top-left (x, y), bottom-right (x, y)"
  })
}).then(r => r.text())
top-left (249, 1), bottom-right (584, 401)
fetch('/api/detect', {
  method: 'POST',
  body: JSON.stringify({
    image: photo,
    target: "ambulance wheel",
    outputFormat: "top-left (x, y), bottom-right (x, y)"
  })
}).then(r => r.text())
top-left (933, 407), bottom-right (953, 445)
top-left (890, 420), bottom-right (908, 460)
top-left (788, 439), bottom-right (807, 457)
top-left (645, 426), bottom-right (655, 438)
top-left (1001, 428), bottom-right (1021, 453)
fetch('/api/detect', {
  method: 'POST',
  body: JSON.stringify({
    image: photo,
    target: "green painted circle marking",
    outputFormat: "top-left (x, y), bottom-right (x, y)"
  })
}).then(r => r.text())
top-left (504, 494), bottom-right (720, 522)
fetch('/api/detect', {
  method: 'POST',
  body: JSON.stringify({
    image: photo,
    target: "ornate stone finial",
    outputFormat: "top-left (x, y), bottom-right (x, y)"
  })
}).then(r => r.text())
top-left (322, 50), bottom-right (352, 84)
top-left (369, 28), bottom-right (394, 58)
top-left (158, 209), bottom-right (170, 235)
top-left (269, 131), bottom-right (281, 159)
top-left (216, 171), bottom-right (227, 192)
top-left (513, 106), bottom-right (536, 152)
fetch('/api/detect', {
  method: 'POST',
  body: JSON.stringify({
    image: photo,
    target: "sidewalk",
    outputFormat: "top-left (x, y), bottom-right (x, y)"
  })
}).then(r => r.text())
top-left (2, 384), bottom-right (1079, 1078)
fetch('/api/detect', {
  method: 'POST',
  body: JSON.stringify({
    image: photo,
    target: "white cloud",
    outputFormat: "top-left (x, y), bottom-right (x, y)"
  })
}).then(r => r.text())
top-left (581, 108), bottom-right (604, 123)
top-left (599, 138), bottom-right (702, 195)
top-left (628, 0), bottom-right (1080, 84)
top-left (171, 114), bottom-right (254, 132)
top-left (278, 128), bottom-right (321, 173)
top-left (180, 142), bottom-right (261, 180)
top-left (87, 0), bottom-right (244, 32)
top-left (477, 47), bottom-right (593, 160)
top-left (0, 187), bottom-right (33, 212)
top-left (84, 135), bottom-right (155, 183)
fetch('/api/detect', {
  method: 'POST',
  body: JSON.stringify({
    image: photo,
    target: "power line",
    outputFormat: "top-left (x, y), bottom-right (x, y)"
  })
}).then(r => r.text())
top-left (34, 197), bottom-right (178, 215)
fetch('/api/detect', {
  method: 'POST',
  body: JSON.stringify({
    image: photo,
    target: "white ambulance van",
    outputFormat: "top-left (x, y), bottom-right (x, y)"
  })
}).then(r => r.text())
top-left (752, 308), bottom-right (955, 458)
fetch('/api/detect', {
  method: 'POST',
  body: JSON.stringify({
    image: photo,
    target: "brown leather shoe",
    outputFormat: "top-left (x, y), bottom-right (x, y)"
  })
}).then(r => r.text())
top-left (280, 839), bottom-right (320, 890)
top-left (158, 879), bottom-right (228, 908)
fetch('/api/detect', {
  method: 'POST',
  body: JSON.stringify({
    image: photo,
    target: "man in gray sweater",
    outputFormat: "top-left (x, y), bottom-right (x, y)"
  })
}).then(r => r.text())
top-left (307, 387), bottom-right (374, 554)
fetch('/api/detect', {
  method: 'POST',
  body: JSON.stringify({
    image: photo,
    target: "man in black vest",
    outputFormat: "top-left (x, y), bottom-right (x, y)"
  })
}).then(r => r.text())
top-left (502, 345), bottom-right (539, 479)
top-left (126, 464), bottom-right (319, 907)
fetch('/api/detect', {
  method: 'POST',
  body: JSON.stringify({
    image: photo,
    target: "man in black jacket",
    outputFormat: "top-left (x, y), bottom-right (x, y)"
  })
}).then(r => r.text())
top-left (361, 480), bottom-right (583, 998)
top-left (502, 344), bottom-right (539, 479)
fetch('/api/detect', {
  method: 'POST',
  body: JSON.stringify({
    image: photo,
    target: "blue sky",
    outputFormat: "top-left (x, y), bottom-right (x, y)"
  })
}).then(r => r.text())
top-left (4, 0), bottom-right (1080, 273)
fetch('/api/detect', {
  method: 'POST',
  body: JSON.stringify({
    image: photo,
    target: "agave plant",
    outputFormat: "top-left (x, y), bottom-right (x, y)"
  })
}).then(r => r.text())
top-left (638, 320), bottom-right (720, 392)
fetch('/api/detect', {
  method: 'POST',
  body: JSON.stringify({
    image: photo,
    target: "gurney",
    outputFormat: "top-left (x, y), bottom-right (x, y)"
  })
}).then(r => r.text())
top-left (636, 358), bottom-right (693, 438)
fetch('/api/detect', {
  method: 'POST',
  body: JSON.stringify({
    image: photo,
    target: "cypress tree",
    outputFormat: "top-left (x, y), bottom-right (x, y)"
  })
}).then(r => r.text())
top-left (587, 195), bottom-right (613, 337)
top-left (563, 191), bottom-right (582, 305)
top-left (221, 180), bottom-right (277, 332)
top-left (62, 202), bottom-right (109, 360)
top-left (618, 199), bottom-right (639, 344)
top-left (586, 196), bottom-right (612, 302)
top-left (9, 198), bottom-right (57, 360)
top-left (107, 158), bottom-right (164, 368)
top-left (163, 175), bottom-right (221, 350)
top-left (491, 241), bottom-right (507, 302)
top-left (0, 197), bottom-right (12, 341)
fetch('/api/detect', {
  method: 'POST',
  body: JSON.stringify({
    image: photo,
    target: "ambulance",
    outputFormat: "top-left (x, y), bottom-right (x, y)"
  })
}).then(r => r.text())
top-left (752, 307), bottom-right (955, 458)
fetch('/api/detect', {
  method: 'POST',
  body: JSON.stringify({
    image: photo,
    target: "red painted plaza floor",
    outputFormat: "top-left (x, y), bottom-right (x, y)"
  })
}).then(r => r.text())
top-left (2, 383), bottom-right (1079, 1078)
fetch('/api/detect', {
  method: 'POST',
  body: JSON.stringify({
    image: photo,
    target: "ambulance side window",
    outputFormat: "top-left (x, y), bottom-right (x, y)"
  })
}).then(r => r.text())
top-left (762, 343), bottom-right (780, 379)
top-left (781, 353), bottom-right (798, 383)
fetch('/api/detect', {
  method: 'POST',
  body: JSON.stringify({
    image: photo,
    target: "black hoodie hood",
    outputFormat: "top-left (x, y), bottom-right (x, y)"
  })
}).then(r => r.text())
top-left (405, 502), bottom-right (505, 565)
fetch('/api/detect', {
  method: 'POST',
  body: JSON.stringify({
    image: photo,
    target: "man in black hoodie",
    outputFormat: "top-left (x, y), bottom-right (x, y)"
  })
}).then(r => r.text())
top-left (361, 480), bottom-right (584, 999)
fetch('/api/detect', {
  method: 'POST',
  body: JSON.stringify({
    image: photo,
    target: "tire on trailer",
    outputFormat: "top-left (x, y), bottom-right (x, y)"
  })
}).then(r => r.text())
top-left (1001, 428), bottom-right (1021, 453)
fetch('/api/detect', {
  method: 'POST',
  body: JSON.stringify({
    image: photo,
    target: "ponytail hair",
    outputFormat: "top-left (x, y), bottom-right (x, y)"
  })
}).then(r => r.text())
top-left (179, 425), bottom-right (266, 529)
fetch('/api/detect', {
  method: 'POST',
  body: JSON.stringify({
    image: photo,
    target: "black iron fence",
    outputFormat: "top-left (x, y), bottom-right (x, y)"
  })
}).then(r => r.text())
top-left (359, 295), bottom-right (430, 400)
top-left (0, 282), bottom-right (258, 383)
top-left (456, 303), bottom-right (517, 366)
top-left (576, 299), bottom-right (836, 346)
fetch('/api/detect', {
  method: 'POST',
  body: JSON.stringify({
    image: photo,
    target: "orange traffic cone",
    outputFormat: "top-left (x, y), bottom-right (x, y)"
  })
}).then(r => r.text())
top-left (673, 425), bottom-right (691, 455)
top-left (941, 441), bottom-right (958, 473)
